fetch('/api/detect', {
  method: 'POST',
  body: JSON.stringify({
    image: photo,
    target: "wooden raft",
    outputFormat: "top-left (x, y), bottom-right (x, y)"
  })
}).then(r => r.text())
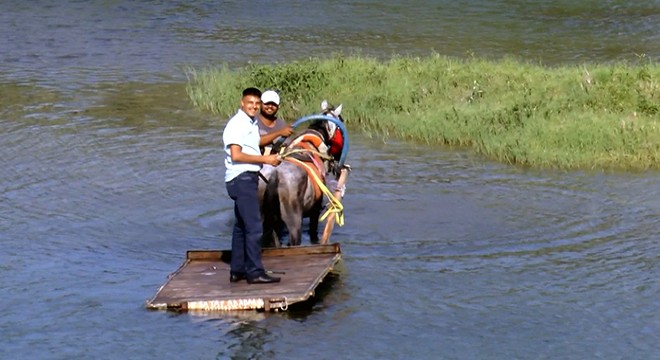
top-left (146, 243), bottom-right (341, 312)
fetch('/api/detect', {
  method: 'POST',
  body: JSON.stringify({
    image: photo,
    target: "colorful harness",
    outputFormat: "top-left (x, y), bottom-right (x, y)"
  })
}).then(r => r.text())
top-left (283, 130), bottom-right (328, 200)
top-left (276, 114), bottom-right (346, 227)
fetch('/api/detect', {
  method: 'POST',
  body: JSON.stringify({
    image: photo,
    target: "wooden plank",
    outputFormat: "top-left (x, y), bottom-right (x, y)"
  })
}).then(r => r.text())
top-left (186, 243), bottom-right (340, 260)
top-left (146, 243), bottom-right (341, 312)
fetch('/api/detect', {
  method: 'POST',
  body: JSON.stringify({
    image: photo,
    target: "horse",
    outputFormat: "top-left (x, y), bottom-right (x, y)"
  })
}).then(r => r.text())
top-left (258, 100), bottom-right (345, 247)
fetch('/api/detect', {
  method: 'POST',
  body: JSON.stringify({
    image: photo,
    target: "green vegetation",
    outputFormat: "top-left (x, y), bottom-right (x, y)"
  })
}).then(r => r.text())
top-left (186, 54), bottom-right (660, 171)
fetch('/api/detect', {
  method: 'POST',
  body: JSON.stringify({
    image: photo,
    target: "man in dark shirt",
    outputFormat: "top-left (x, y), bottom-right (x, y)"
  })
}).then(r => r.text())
top-left (256, 90), bottom-right (293, 155)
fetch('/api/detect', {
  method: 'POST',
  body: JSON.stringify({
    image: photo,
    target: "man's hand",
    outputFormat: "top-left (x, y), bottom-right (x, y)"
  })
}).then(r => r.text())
top-left (264, 154), bottom-right (282, 166)
top-left (278, 126), bottom-right (294, 137)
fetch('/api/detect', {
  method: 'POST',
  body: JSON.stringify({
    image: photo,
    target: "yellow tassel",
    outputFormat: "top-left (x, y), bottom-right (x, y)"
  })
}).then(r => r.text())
top-left (289, 158), bottom-right (345, 227)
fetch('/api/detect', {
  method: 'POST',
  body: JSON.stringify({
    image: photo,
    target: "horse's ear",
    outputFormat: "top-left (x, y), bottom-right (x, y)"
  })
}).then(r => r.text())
top-left (321, 100), bottom-right (329, 111)
top-left (335, 104), bottom-right (343, 116)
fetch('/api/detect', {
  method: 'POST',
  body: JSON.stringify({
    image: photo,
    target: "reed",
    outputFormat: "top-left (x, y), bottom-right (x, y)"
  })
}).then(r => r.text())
top-left (186, 54), bottom-right (659, 171)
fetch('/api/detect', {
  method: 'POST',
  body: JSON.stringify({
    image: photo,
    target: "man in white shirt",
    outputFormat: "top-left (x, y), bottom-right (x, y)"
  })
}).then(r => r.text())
top-left (223, 87), bottom-right (282, 284)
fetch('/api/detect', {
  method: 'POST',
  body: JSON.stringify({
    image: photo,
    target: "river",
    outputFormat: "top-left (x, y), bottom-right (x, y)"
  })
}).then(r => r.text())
top-left (1, 1), bottom-right (659, 359)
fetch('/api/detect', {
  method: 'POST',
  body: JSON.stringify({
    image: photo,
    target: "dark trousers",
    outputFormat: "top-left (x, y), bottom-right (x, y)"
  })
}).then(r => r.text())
top-left (226, 171), bottom-right (264, 277)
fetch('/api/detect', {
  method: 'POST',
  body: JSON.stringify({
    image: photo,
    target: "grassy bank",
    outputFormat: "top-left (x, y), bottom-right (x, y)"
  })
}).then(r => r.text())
top-left (186, 54), bottom-right (659, 171)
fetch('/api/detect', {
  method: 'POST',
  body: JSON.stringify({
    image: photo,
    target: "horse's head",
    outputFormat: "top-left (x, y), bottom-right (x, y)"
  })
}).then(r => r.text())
top-left (283, 99), bottom-right (345, 175)
top-left (320, 99), bottom-right (343, 137)
top-left (308, 100), bottom-right (344, 160)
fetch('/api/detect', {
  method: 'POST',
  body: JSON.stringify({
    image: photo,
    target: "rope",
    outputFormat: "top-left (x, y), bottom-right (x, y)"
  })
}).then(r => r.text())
top-left (285, 157), bottom-right (344, 227)
top-left (279, 147), bottom-right (333, 161)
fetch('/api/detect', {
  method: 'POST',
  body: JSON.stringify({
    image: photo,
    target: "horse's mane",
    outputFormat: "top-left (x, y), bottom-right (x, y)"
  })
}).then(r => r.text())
top-left (307, 120), bottom-right (331, 141)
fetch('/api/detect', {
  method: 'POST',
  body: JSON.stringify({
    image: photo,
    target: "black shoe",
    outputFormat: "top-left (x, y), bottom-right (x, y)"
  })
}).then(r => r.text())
top-left (247, 274), bottom-right (281, 284)
top-left (230, 273), bottom-right (247, 283)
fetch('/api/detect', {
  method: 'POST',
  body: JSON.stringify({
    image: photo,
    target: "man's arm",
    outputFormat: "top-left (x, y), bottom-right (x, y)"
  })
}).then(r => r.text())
top-left (230, 145), bottom-right (281, 166)
top-left (259, 126), bottom-right (294, 147)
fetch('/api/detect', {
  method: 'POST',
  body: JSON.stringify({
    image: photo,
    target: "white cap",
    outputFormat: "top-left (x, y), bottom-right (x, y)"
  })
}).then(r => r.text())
top-left (261, 90), bottom-right (280, 105)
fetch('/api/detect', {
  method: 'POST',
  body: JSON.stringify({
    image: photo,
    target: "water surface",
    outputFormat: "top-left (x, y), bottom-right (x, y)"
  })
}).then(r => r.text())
top-left (1, 1), bottom-right (659, 359)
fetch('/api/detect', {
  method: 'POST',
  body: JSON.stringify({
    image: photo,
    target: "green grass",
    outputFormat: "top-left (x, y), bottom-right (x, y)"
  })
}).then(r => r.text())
top-left (186, 53), bottom-right (660, 171)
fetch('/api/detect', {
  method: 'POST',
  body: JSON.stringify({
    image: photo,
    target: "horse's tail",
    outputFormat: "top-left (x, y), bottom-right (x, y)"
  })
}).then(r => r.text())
top-left (262, 169), bottom-right (282, 247)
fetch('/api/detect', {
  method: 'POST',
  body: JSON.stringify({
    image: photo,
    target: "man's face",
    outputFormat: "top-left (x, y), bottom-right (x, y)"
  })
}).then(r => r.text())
top-left (241, 95), bottom-right (261, 117)
top-left (261, 102), bottom-right (279, 117)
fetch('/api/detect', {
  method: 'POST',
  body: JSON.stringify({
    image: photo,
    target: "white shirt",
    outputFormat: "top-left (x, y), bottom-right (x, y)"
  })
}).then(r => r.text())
top-left (223, 109), bottom-right (261, 182)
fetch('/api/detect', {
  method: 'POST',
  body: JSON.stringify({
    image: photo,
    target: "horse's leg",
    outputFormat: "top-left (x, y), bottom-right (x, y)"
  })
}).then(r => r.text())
top-left (261, 168), bottom-right (280, 248)
top-left (308, 199), bottom-right (322, 244)
top-left (276, 218), bottom-right (289, 245)
top-left (275, 163), bottom-right (309, 246)
top-left (280, 188), bottom-right (303, 246)
top-left (262, 210), bottom-right (280, 248)
top-left (281, 200), bottom-right (303, 246)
